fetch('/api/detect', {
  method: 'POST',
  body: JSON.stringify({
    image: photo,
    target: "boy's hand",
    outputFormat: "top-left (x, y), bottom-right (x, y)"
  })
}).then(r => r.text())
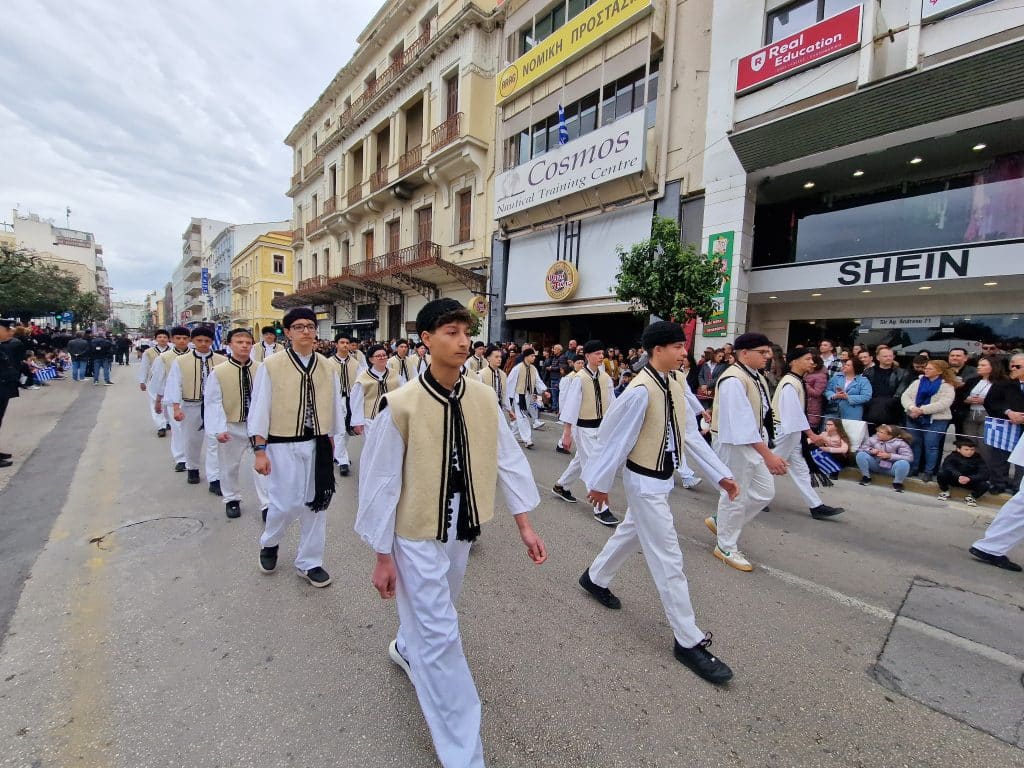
top-left (514, 514), bottom-right (547, 564)
top-left (958, 475), bottom-right (970, 485)
top-left (587, 490), bottom-right (609, 508)
top-left (372, 554), bottom-right (397, 598)
top-left (173, 405), bottom-right (185, 422)
top-left (254, 453), bottom-right (271, 476)
top-left (718, 478), bottom-right (739, 500)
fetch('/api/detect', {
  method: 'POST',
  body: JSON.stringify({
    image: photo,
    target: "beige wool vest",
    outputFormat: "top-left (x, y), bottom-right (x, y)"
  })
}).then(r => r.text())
top-left (385, 375), bottom-right (498, 541)
top-left (577, 367), bottom-right (614, 428)
top-left (711, 365), bottom-right (768, 434)
top-left (770, 373), bottom-right (806, 427)
top-left (387, 354), bottom-right (415, 381)
top-left (625, 367), bottom-right (687, 480)
top-left (513, 362), bottom-right (540, 395)
top-left (263, 350), bottom-right (335, 438)
top-left (174, 352), bottom-right (227, 402)
top-left (332, 354), bottom-right (362, 396)
top-left (477, 366), bottom-right (508, 405)
top-left (467, 355), bottom-right (487, 373)
top-left (159, 347), bottom-right (189, 372)
top-left (252, 341), bottom-right (284, 363)
top-left (357, 368), bottom-right (397, 420)
top-left (213, 358), bottom-right (260, 423)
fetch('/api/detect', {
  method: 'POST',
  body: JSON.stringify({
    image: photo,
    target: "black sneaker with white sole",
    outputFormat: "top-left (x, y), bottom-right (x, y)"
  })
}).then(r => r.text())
top-left (594, 509), bottom-right (620, 526)
top-left (552, 484), bottom-right (578, 503)
top-left (301, 566), bottom-right (332, 587)
top-left (175, 462), bottom-right (186, 472)
top-left (225, 500), bottom-right (241, 519)
top-left (389, 639), bottom-right (413, 681)
top-left (259, 546), bottom-right (278, 573)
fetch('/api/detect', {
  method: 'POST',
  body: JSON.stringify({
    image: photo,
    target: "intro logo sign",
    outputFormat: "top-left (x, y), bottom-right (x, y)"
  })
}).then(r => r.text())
top-left (736, 6), bottom-right (862, 94)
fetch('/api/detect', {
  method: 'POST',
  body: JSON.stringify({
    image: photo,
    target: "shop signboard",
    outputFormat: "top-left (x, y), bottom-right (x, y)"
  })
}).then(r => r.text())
top-left (494, 111), bottom-right (646, 219)
top-left (736, 6), bottom-right (862, 94)
top-left (702, 231), bottom-right (734, 338)
top-left (871, 316), bottom-right (938, 329)
top-left (201, 268), bottom-right (209, 295)
top-left (544, 260), bottom-right (580, 301)
top-left (496, 0), bottom-right (653, 104)
top-left (922, 0), bottom-right (993, 22)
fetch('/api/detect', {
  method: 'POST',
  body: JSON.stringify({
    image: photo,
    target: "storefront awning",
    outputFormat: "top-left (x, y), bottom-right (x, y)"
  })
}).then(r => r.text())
top-left (729, 39), bottom-right (1024, 173)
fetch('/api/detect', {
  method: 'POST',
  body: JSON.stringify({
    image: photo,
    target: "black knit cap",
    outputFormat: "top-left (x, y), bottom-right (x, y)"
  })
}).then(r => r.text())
top-left (170, 326), bottom-right (190, 336)
top-left (153, 328), bottom-right (170, 337)
top-left (786, 346), bottom-right (814, 363)
top-left (416, 298), bottom-right (465, 335)
top-left (734, 332), bottom-right (772, 351)
top-left (582, 339), bottom-right (605, 354)
top-left (641, 321), bottom-right (685, 351)
top-left (283, 307), bottom-right (316, 328)
top-left (190, 325), bottom-right (215, 340)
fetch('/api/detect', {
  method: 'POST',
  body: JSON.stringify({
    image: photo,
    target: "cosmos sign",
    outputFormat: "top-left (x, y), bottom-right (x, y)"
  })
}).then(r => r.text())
top-left (736, 6), bottom-right (862, 94)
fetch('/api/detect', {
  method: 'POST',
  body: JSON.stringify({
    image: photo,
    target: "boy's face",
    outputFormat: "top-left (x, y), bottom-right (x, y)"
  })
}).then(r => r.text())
top-left (192, 336), bottom-right (213, 354)
top-left (155, 334), bottom-right (169, 345)
top-left (422, 322), bottom-right (470, 368)
top-left (229, 334), bottom-right (253, 359)
top-left (172, 334), bottom-right (190, 349)
top-left (395, 342), bottom-right (408, 357)
top-left (263, 332), bottom-right (277, 345)
top-left (956, 445), bottom-right (976, 458)
top-left (487, 350), bottom-right (502, 367)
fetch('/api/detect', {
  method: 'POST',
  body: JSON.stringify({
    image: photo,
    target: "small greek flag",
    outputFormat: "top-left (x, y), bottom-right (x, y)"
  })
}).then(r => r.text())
top-left (984, 416), bottom-right (1022, 452)
top-left (558, 103), bottom-right (569, 145)
top-left (810, 448), bottom-right (842, 476)
top-left (37, 367), bottom-right (58, 381)
top-left (213, 324), bottom-right (223, 353)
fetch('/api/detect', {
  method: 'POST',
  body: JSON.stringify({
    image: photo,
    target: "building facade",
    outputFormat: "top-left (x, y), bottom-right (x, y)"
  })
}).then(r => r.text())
top-left (490, 0), bottom-right (713, 347)
top-left (207, 222), bottom-right (289, 335)
top-left (276, 0), bottom-right (500, 342)
top-left (699, 0), bottom-right (1024, 353)
top-left (177, 217), bottom-right (230, 327)
top-left (230, 231), bottom-right (294, 333)
top-left (111, 300), bottom-right (147, 331)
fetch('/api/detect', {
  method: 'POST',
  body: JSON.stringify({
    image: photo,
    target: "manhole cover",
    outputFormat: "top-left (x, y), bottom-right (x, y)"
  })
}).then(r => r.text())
top-left (89, 517), bottom-right (204, 554)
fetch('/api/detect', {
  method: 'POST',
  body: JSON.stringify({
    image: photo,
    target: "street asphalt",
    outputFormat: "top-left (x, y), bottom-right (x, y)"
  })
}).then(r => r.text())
top-left (0, 370), bottom-right (1022, 767)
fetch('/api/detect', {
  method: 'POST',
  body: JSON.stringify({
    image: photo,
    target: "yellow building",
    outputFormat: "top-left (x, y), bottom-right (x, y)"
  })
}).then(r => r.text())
top-left (230, 231), bottom-right (294, 333)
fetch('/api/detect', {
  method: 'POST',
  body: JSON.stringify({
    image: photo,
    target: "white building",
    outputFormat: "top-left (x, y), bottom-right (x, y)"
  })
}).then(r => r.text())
top-left (111, 300), bottom-right (147, 331)
top-left (206, 221), bottom-right (289, 334)
top-left (177, 217), bottom-right (230, 326)
top-left (699, 0), bottom-right (1024, 353)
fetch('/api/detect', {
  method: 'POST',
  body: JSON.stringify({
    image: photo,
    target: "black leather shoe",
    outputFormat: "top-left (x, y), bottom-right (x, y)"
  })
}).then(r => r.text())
top-left (157, 428), bottom-right (167, 438)
top-left (208, 480), bottom-right (222, 496)
top-left (579, 569), bottom-right (621, 609)
top-left (187, 469), bottom-right (200, 484)
top-left (175, 462), bottom-right (186, 472)
top-left (673, 634), bottom-right (733, 684)
top-left (0, 452), bottom-right (11, 460)
top-left (555, 445), bottom-right (570, 454)
top-left (225, 500), bottom-right (241, 519)
top-left (0, 459), bottom-right (12, 469)
top-left (969, 546), bottom-right (1022, 572)
top-left (338, 463), bottom-right (349, 477)
top-left (259, 546), bottom-right (278, 573)
top-left (810, 504), bottom-right (844, 519)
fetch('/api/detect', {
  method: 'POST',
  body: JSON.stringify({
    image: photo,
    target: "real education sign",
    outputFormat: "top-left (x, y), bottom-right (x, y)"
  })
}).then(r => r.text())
top-left (496, 0), bottom-right (652, 104)
top-left (736, 6), bottom-right (862, 94)
top-left (494, 111), bottom-right (645, 219)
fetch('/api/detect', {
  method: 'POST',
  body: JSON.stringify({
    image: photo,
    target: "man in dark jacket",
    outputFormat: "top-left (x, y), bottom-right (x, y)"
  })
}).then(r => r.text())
top-left (937, 438), bottom-right (989, 506)
top-left (114, 334), bottom-right (132, 366)
top-left (90, 333), bottom-right (114, 386)
top-left (983, 352), bottom-right (1024, 494)
top-left (67, 332), bottom-right (90, 381)
top-left (863, 347), bottom-right (911, 428)
top-left (0, 319), bottom-right (22, 468)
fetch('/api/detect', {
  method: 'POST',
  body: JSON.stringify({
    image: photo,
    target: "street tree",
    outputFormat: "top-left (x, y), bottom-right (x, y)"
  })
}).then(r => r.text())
top-left (72, 292), bottom-right (108, 327)
top-left (0, 244), bottom-right (80, 320)
top-left (612, 215), bottom-right (725, 323)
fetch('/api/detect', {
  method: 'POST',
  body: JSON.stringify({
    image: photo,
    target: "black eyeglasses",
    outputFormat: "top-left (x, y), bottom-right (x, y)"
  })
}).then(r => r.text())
top-left (1011, 364), bottom-right (1024, 370)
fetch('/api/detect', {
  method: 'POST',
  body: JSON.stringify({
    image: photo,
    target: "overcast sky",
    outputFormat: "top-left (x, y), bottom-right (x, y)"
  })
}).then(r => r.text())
top-left (0, 0), bottom-right (376, 303)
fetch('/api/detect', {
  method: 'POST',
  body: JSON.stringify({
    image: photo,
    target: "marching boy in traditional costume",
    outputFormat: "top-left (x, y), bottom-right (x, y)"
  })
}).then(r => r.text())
top-left (356, 298), bottom-right (547, 768)
top-left (580, 321), bottom-right (738, 684)
top-left (205, 328), bottom-right (269, 519)
top-left (507, 346), bottom-right (547, 449)
top-left (356, 344), bottom-right (397, 428)
top-left (252, 326), bottom-right (284, 362)
top-left (386, 339), bottom-right (415, 384)
top-left (708, 332), bottom-right (788, 572)
top-left (152, 326), bottom-right (193, 472)
top-left (552, 340), bottom-right (620, 526)
top-left (163, 326), bottom-right (226, 491)
top-left (771, 348), bottom-right (844, 520)
top-left (138, 328), bottom-right (171, 438)
top-left (476, 345), bottom-right (511, 422)
top-left (249, 308), bottom-right (345, 588)
top-left (463, 340), bottom-right (487, 374)
top-left (330, 332), bottom-right (366, 477)
top-left (413, 341), bottom-right (431, 379)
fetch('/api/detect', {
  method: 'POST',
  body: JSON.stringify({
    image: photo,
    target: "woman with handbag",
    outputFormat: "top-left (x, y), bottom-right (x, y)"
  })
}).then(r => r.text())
top-left (901, 360), bottom-right (957, 482)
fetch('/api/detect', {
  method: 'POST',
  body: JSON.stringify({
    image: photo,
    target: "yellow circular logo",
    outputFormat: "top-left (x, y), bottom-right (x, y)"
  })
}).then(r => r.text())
top-left (497, 65), bottom-right (519, 100)
top-left (467, 296), bottom-right (488, 315)
top-left (545, 261), bottom-right (579, 301)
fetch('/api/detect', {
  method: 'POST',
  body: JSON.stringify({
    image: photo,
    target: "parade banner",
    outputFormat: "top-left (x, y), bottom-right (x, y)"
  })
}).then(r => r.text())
top-left (702, 231), bottom-right (734, 337)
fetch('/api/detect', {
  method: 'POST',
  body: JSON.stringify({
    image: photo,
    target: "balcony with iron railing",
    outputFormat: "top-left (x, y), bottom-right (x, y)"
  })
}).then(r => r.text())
top-left (210, 272), bottom-right (229, 289)
top-left (399, 144), bottom-right (423, 176)
top-left (307, 215), bottom-right (325, 237)
top-left (303, 154), bottom-right (324, 180)
top-left (232, 275), bottom-right (250, 293)
top-left (347, 183), bottom-right (363, 208)
top-left (322, 196), bottom-right (338, 217)
top-left (291, 226), bottom-right (304, 246)
top-left (290, 171), bottom-right (301, 190)
top-left (369, 167), bottom-right (389, 193)
top-left (430, 112), bottom-right (463, 153)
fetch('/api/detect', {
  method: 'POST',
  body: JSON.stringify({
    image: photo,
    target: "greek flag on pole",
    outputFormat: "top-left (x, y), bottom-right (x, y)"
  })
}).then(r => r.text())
top-left (810, 448), bottom-right (842, 476)
top-left (984, 416), bottom-right (1022, 452)
top-left (213, 324), bottom-right (223, 354)
top-left (557, 104), bottom-right (569, 145)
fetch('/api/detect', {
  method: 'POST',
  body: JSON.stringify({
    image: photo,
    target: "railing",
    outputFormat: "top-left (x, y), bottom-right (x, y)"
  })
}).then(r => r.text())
top-left (347, 241), bottom-right (441, 280)
top-left (297, 275), bottom-right (332, 292)
top-left (322, 196), bottom-right (337, 216)
top-left (370, 167), bottom-right (389, 193)
top-left (290, 171), bottom-right (301, 188)
top-left (399, 144), bottom-right (423, 176)
top-left (307, 215), bottom-right (323, 236)
top-left (347, 183), bottom-right (363, 208)
top-left (291, 226), bottom-right (304, 245)
top-left (431, 112), bottom-right (463, 153)
top-left (231, 275), bottom-right (250, 292)
top-left (211, 272), bottom-right (229, 288)
top-left (303, 155), bottom-right (323, 178)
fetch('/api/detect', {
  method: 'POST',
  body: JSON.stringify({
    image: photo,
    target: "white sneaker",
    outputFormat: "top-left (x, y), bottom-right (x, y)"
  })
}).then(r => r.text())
top-left (388, 639), bottom-right (412, 682)
top-left (937, 491), bottom-right (950, 501)
top-left (682, 476), bottom-right (702, 490)
top-left (532, 421), bottom-right (545, 430)
top-left (714, 546), bottom-right (753, 572)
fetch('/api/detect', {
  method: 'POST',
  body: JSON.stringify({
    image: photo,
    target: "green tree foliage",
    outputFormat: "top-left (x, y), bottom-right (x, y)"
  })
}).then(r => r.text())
top-left (612, 216), bottom-right (725, 322)
top-left (0, 243), bottom-right (80, 320)
top-left (72, 292), bottom-right (108, 326)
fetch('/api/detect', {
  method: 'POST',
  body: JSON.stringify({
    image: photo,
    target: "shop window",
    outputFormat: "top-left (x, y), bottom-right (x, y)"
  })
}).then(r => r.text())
top-left (766, 0), bottom-right (861, 44)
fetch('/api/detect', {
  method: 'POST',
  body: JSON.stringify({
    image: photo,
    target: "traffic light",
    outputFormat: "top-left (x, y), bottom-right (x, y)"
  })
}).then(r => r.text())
top-left (273, 321), bottom-right (283, 337)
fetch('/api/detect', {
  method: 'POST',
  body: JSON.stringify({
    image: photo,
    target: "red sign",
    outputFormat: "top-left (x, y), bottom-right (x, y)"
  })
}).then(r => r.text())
top-left (736, 6), bottom-right (862, 94)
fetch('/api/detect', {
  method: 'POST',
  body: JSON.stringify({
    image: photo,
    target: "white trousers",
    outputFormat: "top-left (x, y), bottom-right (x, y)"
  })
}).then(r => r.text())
top-left (588, 470), bottom-right (705, 648)
top-left (393, 506), bottom-right (482, 768)
top-left (148, 390), bottom-right (168, 431)
top-left (332, 430), bottom-right (350, 466)
top-left (217, 422), bottom-right (268, 507)
top-left (180, 403), bottom-right (220, 480)
top-left (513, 401), bottom-right (533, 445)
top-left (774, 432), bottom-right (822, 509)
top-left (713, 441), bottom-right (775, 552)
top-left (260, 441), bottom-right (327, 571)
top-left (167, 409), bottom-right (186, 464)
top-left (556, 426), bottom-right (608, 512)
top-left (676, 454), bottom-right (697, 483)
top-left (973, 487), bottom-right (1024, 557)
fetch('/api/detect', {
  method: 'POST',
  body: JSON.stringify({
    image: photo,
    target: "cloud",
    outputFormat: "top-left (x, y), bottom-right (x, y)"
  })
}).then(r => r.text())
top-left (0, 0), bottom-right (373, 302)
